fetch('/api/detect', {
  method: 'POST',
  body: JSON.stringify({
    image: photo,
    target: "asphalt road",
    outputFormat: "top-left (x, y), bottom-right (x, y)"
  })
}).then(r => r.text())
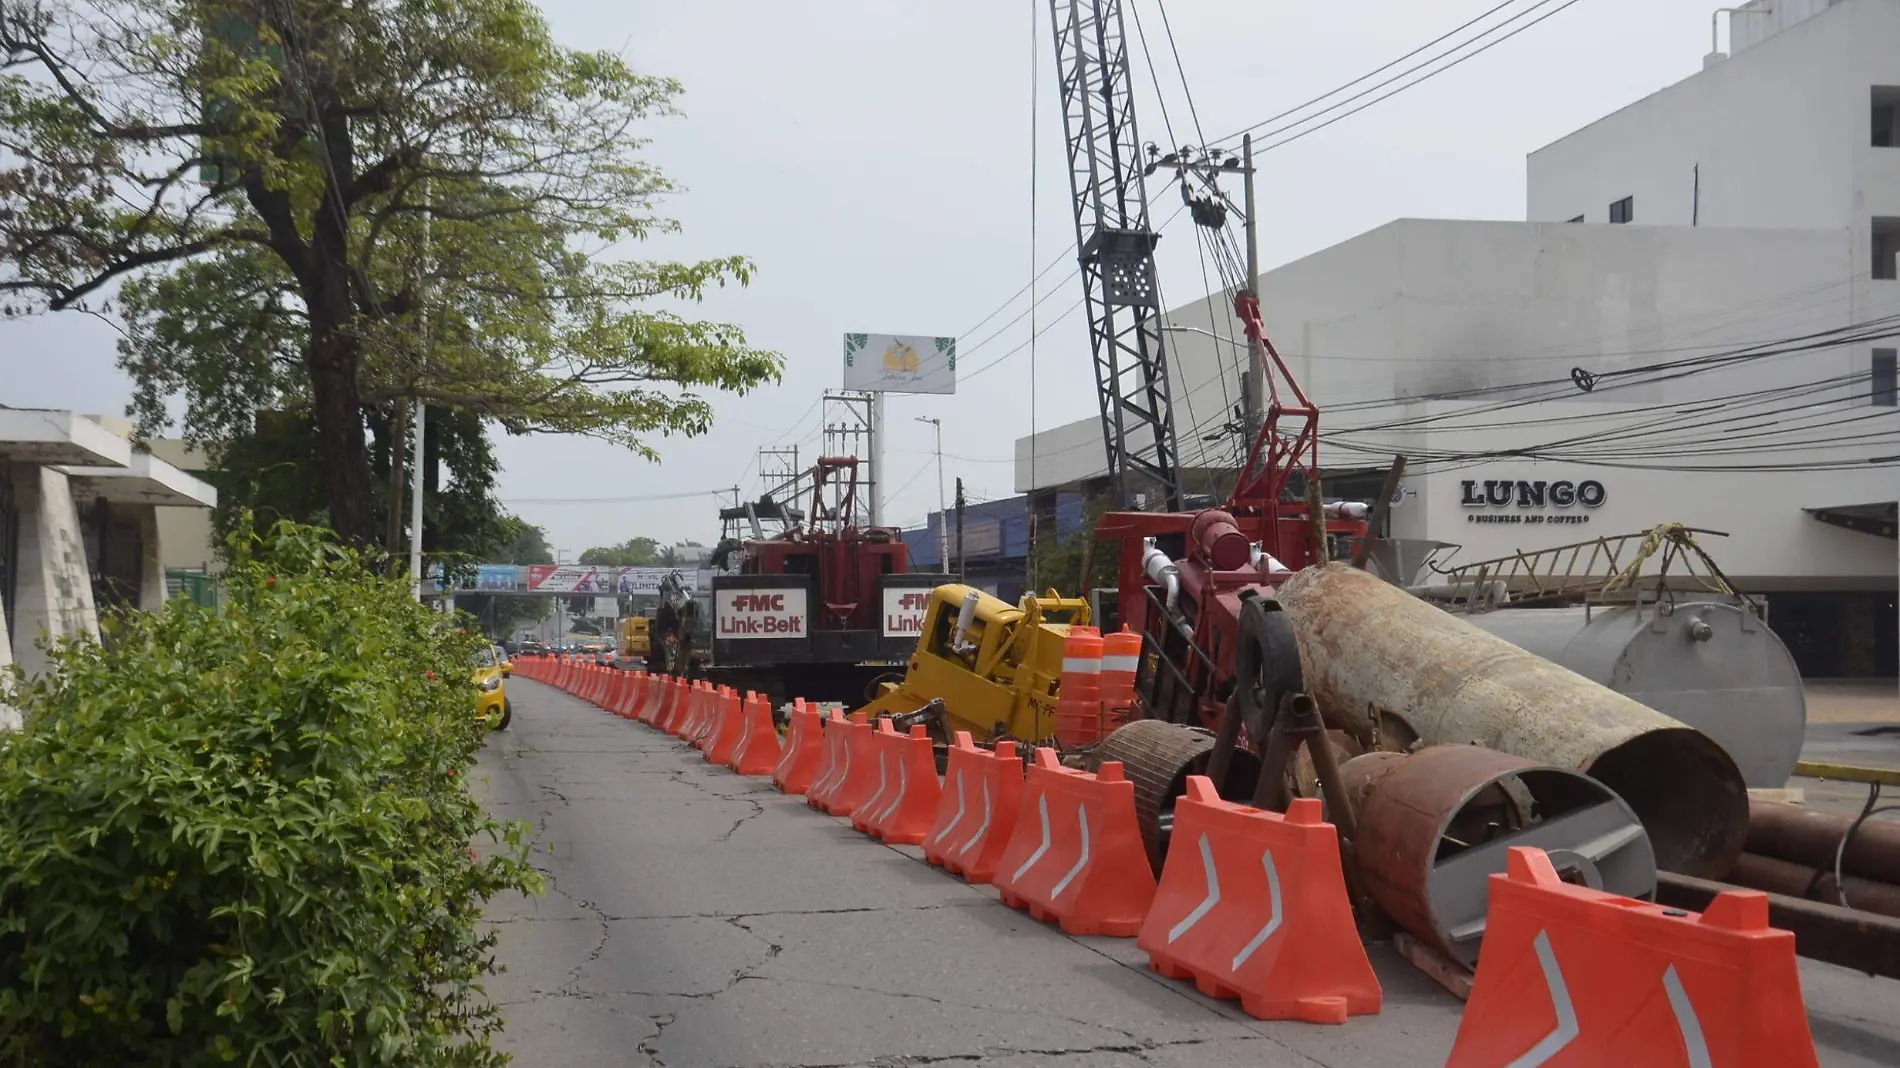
top-left (476, 679), bottom-right (1900, 1068)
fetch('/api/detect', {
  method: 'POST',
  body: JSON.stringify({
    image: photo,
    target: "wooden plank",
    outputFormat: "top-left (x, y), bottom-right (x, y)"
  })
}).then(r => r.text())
top-left (1793, 761), bottom-right (1900, 787)
top-left (1392, 931), bottom-right (1474, 1001)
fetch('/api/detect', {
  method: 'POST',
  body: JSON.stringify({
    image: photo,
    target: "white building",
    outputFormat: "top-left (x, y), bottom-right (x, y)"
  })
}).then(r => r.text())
top-left (1016, 0), bottom-right (1898, 678)
top-left (1, 410), bottom-right (217, 725)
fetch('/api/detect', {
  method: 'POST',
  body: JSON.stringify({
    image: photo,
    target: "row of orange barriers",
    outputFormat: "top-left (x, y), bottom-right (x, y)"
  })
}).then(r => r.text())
top-left (510, 655), bottom-right (1822, 1064)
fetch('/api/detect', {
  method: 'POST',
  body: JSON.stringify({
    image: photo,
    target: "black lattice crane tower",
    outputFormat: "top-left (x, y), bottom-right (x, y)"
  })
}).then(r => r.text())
top-left (1048, 0), bottom-right (1183, 511)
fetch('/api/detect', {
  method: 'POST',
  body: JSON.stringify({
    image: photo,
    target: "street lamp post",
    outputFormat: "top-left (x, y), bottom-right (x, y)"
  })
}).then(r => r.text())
top-left (916, 416), bottom-right (947, 571)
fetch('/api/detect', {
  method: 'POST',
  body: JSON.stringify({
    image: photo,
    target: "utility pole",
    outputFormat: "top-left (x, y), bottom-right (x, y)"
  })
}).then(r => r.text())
top-left (916, 416), bottom-right (946, 571)
top-left (1150, 142), bottom-right (1259, 436)
top-left (1241, 134), bottom-right (1264, 439)
top-left (409, 179), bottom-right (431, 602)
top-left (954, 477), bottom-right (966, 581)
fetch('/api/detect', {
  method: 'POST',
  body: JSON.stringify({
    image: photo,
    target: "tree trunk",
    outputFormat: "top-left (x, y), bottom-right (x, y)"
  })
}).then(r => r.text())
top-left (305, 325), bottom-right (375, 548)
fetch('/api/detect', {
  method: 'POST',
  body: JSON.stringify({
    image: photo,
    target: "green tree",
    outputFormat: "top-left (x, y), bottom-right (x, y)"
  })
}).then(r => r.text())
top-left (578, 536), bottom-right (660, 567)
top-left (0, 0), bottom-right (781, 547)
top-left (1030, 499), bottom-right (1118, 598)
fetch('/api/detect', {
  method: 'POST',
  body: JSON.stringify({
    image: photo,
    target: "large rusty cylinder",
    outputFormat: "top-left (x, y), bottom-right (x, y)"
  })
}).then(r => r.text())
top-left (1344, 745), bottom-right (1656, 969)
top-left (1746, 800), bottom-right (1900, 885)
top-left (1277, 564), bottom-right (1748, 878)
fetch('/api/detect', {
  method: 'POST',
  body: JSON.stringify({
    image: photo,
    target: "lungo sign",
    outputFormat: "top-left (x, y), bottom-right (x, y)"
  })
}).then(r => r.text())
top-left (1460, 478), bottom-right (1606, 509)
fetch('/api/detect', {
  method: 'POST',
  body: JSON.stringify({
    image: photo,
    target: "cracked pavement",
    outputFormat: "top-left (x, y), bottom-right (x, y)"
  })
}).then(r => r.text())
top-left (476, 680), bottom-right (1900, 1068)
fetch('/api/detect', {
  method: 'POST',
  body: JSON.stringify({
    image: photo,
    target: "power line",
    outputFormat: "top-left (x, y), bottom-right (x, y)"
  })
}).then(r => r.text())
top-left (1209, 0), bottom-right (1532, 147)
top-left (1215, 0), bottom-right (1590, 157)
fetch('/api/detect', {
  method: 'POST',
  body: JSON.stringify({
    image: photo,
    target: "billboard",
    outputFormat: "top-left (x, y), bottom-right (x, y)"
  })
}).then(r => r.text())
top-left (473, 565), bottom-right (518, 591)
top-left (843, 333), bottom-right (956, 395)
top-left (524, 565), bottom-right (701, 595)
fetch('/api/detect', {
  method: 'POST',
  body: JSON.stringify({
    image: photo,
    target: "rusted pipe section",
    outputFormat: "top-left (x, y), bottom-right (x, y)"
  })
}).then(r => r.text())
top-left (1746, 800), bottom-right (1900, 885)
top-left (1346, 745), bottom-right (1656, 968)
top-left (1658, 871), bottom-right (1900, 980)
top-left (1277, 563), bottom-right (1748, 878)
top-left (1725, 852), bottom-right (1900, 919)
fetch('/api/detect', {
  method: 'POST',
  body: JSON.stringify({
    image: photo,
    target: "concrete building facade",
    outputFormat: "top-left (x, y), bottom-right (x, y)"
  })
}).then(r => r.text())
top-left (0, 411), bottom-right (216, 725)
top-left (1015, 0), bottom-right (1898, 678)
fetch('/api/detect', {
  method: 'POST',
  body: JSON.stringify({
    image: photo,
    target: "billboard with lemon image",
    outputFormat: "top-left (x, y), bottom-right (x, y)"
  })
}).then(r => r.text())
top-left (843, 333), bottom-right (957, 394)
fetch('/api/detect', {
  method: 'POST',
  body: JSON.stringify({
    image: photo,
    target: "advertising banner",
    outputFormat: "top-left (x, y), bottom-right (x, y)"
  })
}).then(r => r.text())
top-left (473, 564), bottom-right (518, 591)
top-left (611, 567), bottom-right (700, 595)
top-left (843, 333), bottom-right (957, 395)
top-left (716, 587), bottom-right (809, 639)
top-left (525, 565), bottom-right (613, 593)
top-left (882, 587), bottom-right (931, 638)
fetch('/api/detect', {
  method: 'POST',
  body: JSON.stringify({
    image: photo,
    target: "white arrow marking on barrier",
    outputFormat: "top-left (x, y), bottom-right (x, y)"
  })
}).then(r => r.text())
top-left (875, 757), bottom-right (908, 825)
top-left (1049, 803), bottom-right (1092, 900)
top-left (1230, 849), bottom-right (1284, 970)
top-left (1167, 834), bottom-right (1221, 943)
top-left (1012, 795), bottom-right (1053, 882)
top-left (933, 771), bottom-right (968, 844)
top-left (959, 781), bottom-right (992, 857)
top-left (1503, 930), bottom-right (1580, 1068)
top-left (863, 753), bottom-right (891, 818)
top-left (1662, 965), bottom-right (1713, 1068)
top-left (811, 740), bottom-right (836, 794)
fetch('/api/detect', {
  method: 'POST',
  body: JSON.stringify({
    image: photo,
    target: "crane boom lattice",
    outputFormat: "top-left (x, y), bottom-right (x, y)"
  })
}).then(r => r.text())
top-left (1049, 0), bottom-right (1183, 511)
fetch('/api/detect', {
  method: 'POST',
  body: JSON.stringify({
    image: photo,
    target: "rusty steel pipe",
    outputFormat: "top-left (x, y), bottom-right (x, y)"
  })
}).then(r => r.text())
top-left (1657, 871), bottom-right (1900, 981)
top-left (1725, 852), bottom-right (1900, 919)
top-left (1277, 564), bottom-right (1748, 879)
top-left (1746, 800), bottom-right (1900, 886)
top-left (1345, 745), bottom-right (1656, 968)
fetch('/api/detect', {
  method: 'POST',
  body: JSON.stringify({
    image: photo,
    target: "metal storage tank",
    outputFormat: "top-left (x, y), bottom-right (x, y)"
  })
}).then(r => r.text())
top-left (1464, 598), bottom-right (1806, 788)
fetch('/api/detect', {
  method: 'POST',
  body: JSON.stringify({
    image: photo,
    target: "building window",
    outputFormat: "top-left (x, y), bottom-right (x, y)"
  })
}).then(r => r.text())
top-left (1873, 87), bottom-right (1900, 147)
top-left (1567, 215), bottom-right (1585, 223)
top-left (1875, 349), bottom-right (1898, 407)
top-left (1608, 196), bottom-right (1633, 224)
top-left (1874, 217), bottom-right (1900, 280)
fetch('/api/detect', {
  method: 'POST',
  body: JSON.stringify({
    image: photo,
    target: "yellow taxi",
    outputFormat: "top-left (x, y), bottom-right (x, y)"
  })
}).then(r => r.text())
top-left (474, 644), bottom-right (513, 730)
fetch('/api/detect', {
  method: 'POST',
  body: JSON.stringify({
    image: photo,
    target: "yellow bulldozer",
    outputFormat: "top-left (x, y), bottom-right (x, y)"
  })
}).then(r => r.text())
top-left (856, 583), bottom-right (1091, 743)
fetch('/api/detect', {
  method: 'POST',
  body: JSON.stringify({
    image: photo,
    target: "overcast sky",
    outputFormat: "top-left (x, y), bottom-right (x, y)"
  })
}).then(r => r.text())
top-left (3, 0), bottom-right (1734, 557)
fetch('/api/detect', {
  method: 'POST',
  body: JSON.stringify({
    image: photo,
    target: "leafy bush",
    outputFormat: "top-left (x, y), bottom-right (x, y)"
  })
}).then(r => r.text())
top-left (0, 522), bottom-right (541, 1066)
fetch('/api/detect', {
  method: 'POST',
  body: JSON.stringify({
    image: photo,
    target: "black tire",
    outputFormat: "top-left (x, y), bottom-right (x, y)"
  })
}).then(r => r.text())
top-left (495, 699), bottom-right (513, 731)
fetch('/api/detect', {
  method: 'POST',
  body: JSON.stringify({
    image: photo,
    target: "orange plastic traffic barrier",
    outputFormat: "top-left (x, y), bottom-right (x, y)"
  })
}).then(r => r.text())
top-left (659, 678), bottom-right (690, 736)
top-left (583, 665), bottom-right (604, 705)
top-left (1098, 626), bottom-right (1141, 734)
top-left (706, 689), bottom-right (746, 767)
top-left (727, 693), bottom-right (781, 776)
top-left (1137, 778), bottom-right (1380, 1024)
top-left (616, 672), bottom-right (644, 718)
top-left (852, 721), bottom-right (905, 834)
top-left (861, 724), bottom-right (943, 845)
top-left (924, 734), bottom-right (1023, 884)
top-left (993, 748), bottom-right (1156, 936)
top-left (1447, 846), bottom-right (1818, 1068)
top-left (1052, 627), bottom-right (1104, 746)
top-left (805, 710), bottom-right (853, 811)
top-left (640, 675), bottom-right (668, 726)
top-left (772, 702), bottom-right (825, 795)
top-left (813, 713), bottom-right (876, 816)
top-left (699, 685), bottom-right (728, 748)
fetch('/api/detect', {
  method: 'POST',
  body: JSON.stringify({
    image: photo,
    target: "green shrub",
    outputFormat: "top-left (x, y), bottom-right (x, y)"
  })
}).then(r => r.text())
top-left (0, 521), bottom-right (541, 1066)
